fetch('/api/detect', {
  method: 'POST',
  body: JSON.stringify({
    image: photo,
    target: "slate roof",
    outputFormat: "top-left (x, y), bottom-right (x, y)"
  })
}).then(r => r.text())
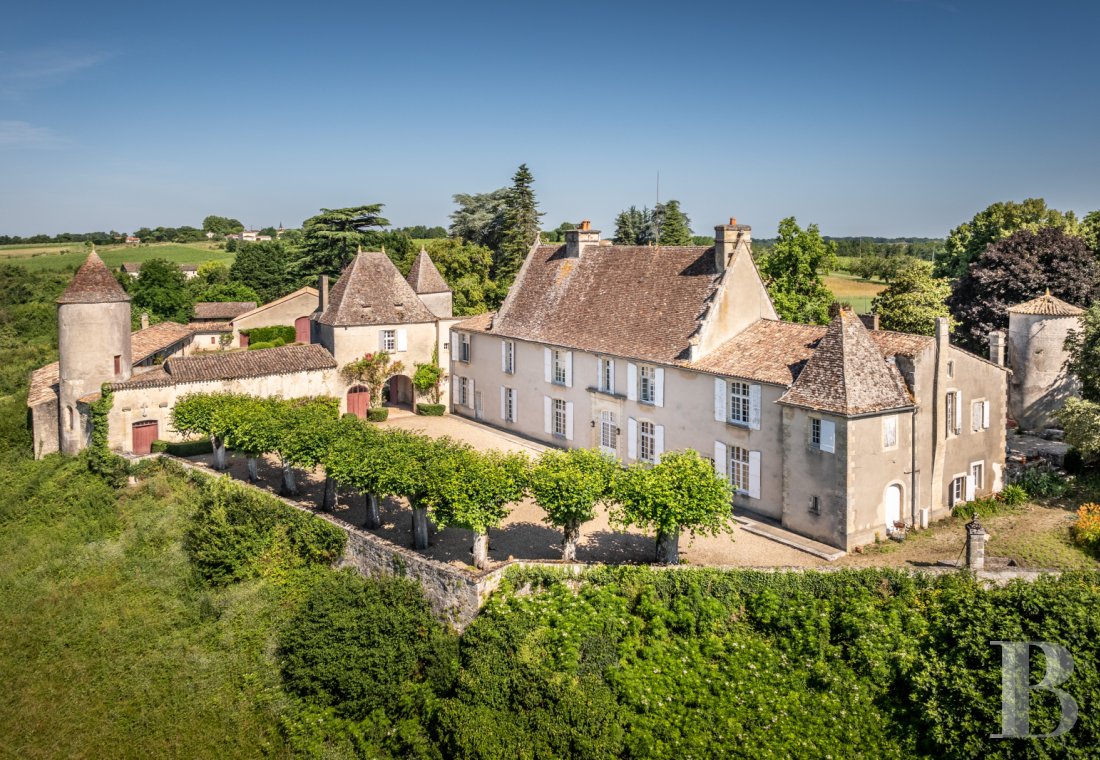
top-left (406, 249), bottom-right (450, 294)
top-left (108, 343), bottom-right (336, 391)
top-left (193, 301), bottom-right (257, 320)
top-left (58, 251), bottom-right (130, 304)
top-left (778, 310), bottom-right (914, 416)
top-left (1008, 291), bottom-right (1084, 316)
top-left (490, 243), bottom-right (722, 363)
top-left (317, 251), bottom-right (436, 326)
top-left (27, 321), bottom-right (197, 407)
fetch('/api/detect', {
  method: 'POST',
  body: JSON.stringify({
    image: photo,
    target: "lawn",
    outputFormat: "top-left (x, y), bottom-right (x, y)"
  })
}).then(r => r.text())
top-left (0, 242), bottom-right (235, 272)
top-left (823, 271), bottom-right (886, 314)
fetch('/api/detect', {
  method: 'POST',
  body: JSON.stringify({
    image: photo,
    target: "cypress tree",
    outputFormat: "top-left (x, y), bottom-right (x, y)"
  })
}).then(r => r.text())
top-left (655, 200), bottom-right (692, 246)
top-left (496, 164), bottom-right (544, 284)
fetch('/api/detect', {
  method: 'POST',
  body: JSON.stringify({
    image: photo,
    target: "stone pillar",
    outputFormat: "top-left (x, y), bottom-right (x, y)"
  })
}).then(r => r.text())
top-left (965, 516), bottom-right (988, 570)
top-left (988, 330), bottom-right (1006, 367)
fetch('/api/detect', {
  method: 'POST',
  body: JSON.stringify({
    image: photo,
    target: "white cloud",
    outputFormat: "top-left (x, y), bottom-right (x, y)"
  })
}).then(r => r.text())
top-left (0, 49), bottom-right (109, 98)
top-left (0, 120), bottom-right (66, 147)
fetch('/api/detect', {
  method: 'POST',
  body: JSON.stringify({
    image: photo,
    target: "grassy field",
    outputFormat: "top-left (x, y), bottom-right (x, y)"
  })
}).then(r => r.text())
top-left (0, 242), bottom-right (235, 272)
top-left (823, 271), bottom-right (887, 314)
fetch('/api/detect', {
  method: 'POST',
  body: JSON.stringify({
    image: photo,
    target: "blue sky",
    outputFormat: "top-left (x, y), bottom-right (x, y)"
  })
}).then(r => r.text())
top-left (1, 0), bottom-right (1097, 238)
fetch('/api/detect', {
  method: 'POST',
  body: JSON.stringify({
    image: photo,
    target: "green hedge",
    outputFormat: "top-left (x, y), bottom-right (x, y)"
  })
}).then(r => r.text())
top-left (184, 476), bottom-right (346, 586)
top-left (367, 408), bottom-right (389, 422)
top-left (247, 338), bottom-right (287, 351)
top-left (415, 403), bottom-right (445, 416)
top-left (243, 325), bottom-right (296, 344)
top-left (151, 438), bottom-right (214, 457)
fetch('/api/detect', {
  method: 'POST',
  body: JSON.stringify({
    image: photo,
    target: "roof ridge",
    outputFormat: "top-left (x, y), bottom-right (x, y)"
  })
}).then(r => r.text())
top-left (58, 251), bottom-right (131, 304)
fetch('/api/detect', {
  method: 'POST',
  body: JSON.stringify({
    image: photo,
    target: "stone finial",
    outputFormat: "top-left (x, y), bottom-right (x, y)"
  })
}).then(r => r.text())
top-left (965, 515), bottom-right (988, 571)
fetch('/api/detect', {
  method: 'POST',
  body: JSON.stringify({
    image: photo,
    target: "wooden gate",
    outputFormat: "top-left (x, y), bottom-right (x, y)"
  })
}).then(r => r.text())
top-left (347, 386), bottom-right (370, 419)
top-left (295, 316), bottom-right (311, 344)
top-left (132, 420), bottom-right (159, 455)
top-left (239, 332), bottom-right (249, 348)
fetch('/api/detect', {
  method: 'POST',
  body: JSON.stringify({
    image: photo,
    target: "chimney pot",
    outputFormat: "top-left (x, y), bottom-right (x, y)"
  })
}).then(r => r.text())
top-left (729, 217), bottom-right (737, 226)
top-left (140, 312), bottom-right (149, 330)
top-left (580, 220), bottom-right (590, 231)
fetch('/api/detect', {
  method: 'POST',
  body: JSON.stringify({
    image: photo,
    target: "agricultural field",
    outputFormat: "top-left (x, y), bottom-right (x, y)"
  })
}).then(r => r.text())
top-left (0, 241), bottom-right (234, 272)
top-left (824, 270), bottom-right (887, 314)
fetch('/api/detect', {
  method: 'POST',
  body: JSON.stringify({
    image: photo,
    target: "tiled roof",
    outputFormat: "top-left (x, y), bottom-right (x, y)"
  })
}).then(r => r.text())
top-left (689, 321), bottom-right (826, 385)
top-left (108, 343), bottom-right (336, 391)
top-left (193, 301), bottom-right (257, 320)
top-left (120, 262), bottom-right (142, 273)
top-left (1008, 292), bottom-right (1085, 316)
top-left (317, 251), bottom-right (436, 326)
top-left (231, 286), bottom-right (318, 322)
top-left (406, 249), bottom-right (450, 294)
top-left (188, 321), bottom-right (233, 332)
top-left (779, 310), bottom-right (913, 416)
top-left (454, 312), bottom-right (495, 333)
top-left (491, 243), bottom-right (722, 363)
top-left (27, 321), bottom-right (197, 407)
top-left (58, 251), bottom-right (130, 304)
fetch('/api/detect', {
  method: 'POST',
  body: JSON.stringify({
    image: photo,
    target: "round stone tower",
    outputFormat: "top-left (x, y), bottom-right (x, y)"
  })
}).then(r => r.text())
top-left (1006, 291), bottom-right (1083, 433)
top-left (57, 251), bottom-right (132, 454)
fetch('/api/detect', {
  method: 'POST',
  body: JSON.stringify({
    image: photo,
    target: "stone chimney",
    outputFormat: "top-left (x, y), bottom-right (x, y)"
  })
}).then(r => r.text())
top-left (935, 316), bottom-right (950, 356)
top-left (564, 220), bottom-right (600, 258)
top-left (988, 330), bottom-right (1006, 366)
top-left (318, 274), bottom-right (329, 313)
top-left (859, 313), bottom-right (880, 331)
top-left (714, 217), bottom-right (751, 273)
top-left (140, 311), bottom-right (149, 330)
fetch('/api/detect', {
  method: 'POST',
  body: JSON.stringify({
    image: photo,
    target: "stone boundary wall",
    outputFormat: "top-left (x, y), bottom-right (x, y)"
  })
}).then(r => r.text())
top-left (155, 454), bottom-right (1064, 630)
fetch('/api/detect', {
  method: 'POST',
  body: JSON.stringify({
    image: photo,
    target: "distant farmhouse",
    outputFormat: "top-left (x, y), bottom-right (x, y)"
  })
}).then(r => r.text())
top-left (29, 248), bottom-right (457, 458)
top-left (226, 230), bottom-right (273, 243)
top-left (449, 220), bottom-right (1009, 551)
top-left (120, 262), bottom-right (198, 280)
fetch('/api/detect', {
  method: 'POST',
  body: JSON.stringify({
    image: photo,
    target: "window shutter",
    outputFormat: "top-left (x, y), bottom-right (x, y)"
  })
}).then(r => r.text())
top-left (749, 384), bottom-right (761, 430)
top-left (608, 360), bottom-right (615, 393)
top-left (627, 363), bottom-right (638, 401)
top-left (543, 396), bottom-right (552, 435)
top-left (469, 378), bottom-right (475, 403)
top-left (565, 351), bottom-right (573, 388)
top-left (544, 348), bottom-right (552, 383)
top-left (565, 401), bottom-right (574, 441)
top-left (954, 392), bottom-right (963, 433)
top-left (654, 424), bottom-right (665, 460)
top-left (714, 441), bottom-right (727, 478)
top-left (502, 341), bottom-right (508, 372)
top-left (396, 329), bottom-right (408, 352)
top-left (627, 417), bottom-right (638, 460)
top-left (654, 368), bottom-right (665, 408)
top-left (820, 420), bottom-right (836, 453)
top-left (982, 400), bottom-right (991, 429)
top-left (500, 386), bottom-right (506, 420)
top-left (748, 451), bottom-right (761, 499)
top-left (965, 474), bottom-right (976, 502)
top-left (378, 331), bottom-right (386, 351)
top-left (512, 390), bottom-right (517, 422)
top-left (596, 357), bottom-right (603, 387)
top-left (714, 378), bottom-right (726, 421)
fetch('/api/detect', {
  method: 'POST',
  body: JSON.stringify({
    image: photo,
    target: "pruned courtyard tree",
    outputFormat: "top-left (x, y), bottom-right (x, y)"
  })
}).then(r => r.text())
top-left (530, 448), bottom-right (618, 561)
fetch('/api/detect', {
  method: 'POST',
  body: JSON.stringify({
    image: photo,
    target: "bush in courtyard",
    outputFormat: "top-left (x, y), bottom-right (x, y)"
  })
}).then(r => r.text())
top-left (998, 484), bottom-right (1029, 506)
top-left (151, 438), bottom-right (215, 457)
top-left (247, 338), bottom-right (286, 351)
top-left (415, 403), bottom-right (445, 416)
top-left (1071, 503), bottom-right (1100, 554)
top-left (278, 570), bottom-right (457, 721)
top-left (242, 325), bottom-right (295, 345)
top-left (1013, 467), bottom-right (1072, 498)
top-left (367, 407), bottom-right (389, 422)
top-left (184, 476), bottom-right (346, 585)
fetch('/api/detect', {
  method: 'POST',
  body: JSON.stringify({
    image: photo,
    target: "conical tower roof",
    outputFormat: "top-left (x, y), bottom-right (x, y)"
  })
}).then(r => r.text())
top-left (316, 251), bottom-right (435, 326)
top-left (1007, 290), bottom-right (1084, 316)
top-left (57, 251), bottom-right (131, 304)
top-left (779, 308), bottom-right (912, 416)
top-left (406, 248), bottom-right (450, 294)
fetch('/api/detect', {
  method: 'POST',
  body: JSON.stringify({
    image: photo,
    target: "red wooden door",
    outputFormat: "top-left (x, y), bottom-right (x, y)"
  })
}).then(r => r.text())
top-left (295, 316), bottom-right (311, 344)
top-left (239, 332), bottom-right (250, 348)
top-left (347, 386), bottom-right (370, 419)
top-left (132, 420), bottom-right (159, 455)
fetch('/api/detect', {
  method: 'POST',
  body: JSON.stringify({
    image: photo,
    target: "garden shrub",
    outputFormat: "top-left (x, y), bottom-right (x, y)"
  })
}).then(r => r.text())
top-left (415, 403), bottom-right (445, 416)
top-left (247, 338), bottom-right (286, 351)
top-left (242, 325), bottom-right (296, 345)
top-left (1071, 503), bottom-right (1100, 553)
top-left (1063, 447), bottom-right (1087, 475)
top-left (278, 570), bottom-right (457, 722)
top-left (184, 477), bottom-right (346, 585)
top-left (998, 483), bottom-right (1028, 506)
top-left (1014, 467), bottom-right (1072, 498)
top-left (367, 407), bottom-right (389, 422)
top-left (151, 438), bottom-right (214, 456)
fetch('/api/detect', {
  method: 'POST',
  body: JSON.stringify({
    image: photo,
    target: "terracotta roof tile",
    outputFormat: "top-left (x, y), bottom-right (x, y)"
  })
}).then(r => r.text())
top-left (491, 244), bottom-right (721, 363)
top-left (188, 321), bottom-right (233, 332)
top-left (406, 249), bottom-right (450, 294)
top-left (193, 301), bottom-right (256, 320)
top-left (689, 321), bottom-right (826, 385)
top-left (107, 343), bottom-right (336, 391)
top-left (779, 310), bottom-right (913, 415)
top-left (1008, 292), bottom-right (1085, 316)
top-left (454, 312), bottom-right (495, 333)
top-left (57, 251), bottom-right (130, 304)
top-left (318, 251), bottom-right (436, 326)
top-left (28, 363), bottom-right (60, 406)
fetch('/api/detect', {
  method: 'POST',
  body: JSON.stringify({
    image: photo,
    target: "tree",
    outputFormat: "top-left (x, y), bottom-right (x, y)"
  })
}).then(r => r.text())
top-left (202, 215), bottom-right (244, 236)
top-left (229, 241), bottom-right (300, 303)
top-left (384, 432), bottom-right (457, 550)
top-left (192, 281), bottom-right (261, 304)
top-left (421, 238), bottom-right (495, 315)
top-left (323, 417), bottom-right (388, 527)
top-left (495, 164), bottom-right (544, 284)
top-left (610, 449), bottom-right (734, 565)
top-left (530, 448), bottom-right (618, 561)
top-left (1055, 398), bottom-right (1100, 463)
top-left (412, 346), bottom-right (446, 404)
top-left (1064, 303), bottom-right (1100, 402)
top-left (1082, 210), bottom-right (1100, 254)
top-left (870, 260), bottom-right (953, 336)
top-left (613, 206), bottom-right (654, 245)
top-left (195, 260), bottom-right (231, 286)
top-left (541, 221), bottom-right (577, 243)
top-left (654, 200), bottom-right (692, 246)
top-left (224, 396), bottom-right (283, 483)
top-left (340, 352), bottom-right (405, 408)
top-left (129, 258), bottom-right (192, 322)
top-left (947, 227), bottom-right (1099, 351)
top-left (449, 189), bottom-right (509, 251)
top-left (171, 392), bottom-right (242, 470)
top-left (426, 447), bottom-right (530, 569)
top-left (758, 217), bottom-right (837, 325)
top-left (278, 397), bottom-right (341, 507)
top-left (300, 204), bottom-right (390, 276)
top-left (937, 199), bottom-right (1079, 279)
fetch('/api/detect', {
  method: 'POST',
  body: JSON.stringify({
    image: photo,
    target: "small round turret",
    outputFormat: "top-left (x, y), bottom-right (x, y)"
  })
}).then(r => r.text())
top-left (1006, 290), bottom-right (1083, 432)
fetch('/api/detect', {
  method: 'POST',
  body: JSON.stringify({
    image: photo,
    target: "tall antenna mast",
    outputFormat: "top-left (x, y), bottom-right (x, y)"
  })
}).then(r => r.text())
top-left (654, 170), bottom-right (661, 246)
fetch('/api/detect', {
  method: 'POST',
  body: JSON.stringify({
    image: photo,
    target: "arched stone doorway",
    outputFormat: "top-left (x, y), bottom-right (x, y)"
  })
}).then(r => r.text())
top-left (387, 375), bottom-right (414, 409)
top-left (347, 385), bottom-right (370, 419)
top-left (884, 483), bottom-right (903, 531)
